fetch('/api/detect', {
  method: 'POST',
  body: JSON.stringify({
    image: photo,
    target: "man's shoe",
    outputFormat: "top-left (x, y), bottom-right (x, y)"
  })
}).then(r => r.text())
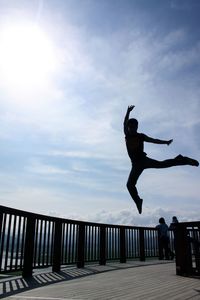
top-left (135, 198), bottom-right (143, 214)
top-left (175, 154), bottom-right (199, 166)
top-left (183, 156), bottom-right (199, 166)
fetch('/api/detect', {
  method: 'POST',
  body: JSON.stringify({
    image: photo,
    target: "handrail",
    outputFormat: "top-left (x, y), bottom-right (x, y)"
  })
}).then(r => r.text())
top-left (0, 205), bottom-right (155, 229)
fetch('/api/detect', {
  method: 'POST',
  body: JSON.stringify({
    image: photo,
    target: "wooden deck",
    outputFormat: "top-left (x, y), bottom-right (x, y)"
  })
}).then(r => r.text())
top-left (1, 260), bottom-right (200, 299)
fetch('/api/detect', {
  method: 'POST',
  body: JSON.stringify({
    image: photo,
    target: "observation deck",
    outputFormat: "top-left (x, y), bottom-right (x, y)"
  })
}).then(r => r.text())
top-left (0, 205), bottom-right (199, 299)
top-left (1, 260), bottom-right (200, 299)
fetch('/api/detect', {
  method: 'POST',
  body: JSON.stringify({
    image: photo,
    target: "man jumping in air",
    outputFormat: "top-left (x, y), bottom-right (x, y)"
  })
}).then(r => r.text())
top-left (124, 105), bottom-right (199, 214)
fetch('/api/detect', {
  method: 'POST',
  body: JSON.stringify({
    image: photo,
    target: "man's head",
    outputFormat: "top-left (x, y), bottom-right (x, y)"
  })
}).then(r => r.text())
top-left (172, 216), bottom-right (178, 223)
top-left (127, 118), bottom-right (138, 133)
top-left (159, 217), bottom-right (165, 224)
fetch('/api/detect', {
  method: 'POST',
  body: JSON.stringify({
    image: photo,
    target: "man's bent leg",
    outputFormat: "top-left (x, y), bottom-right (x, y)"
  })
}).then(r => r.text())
top-left (127, 166), bottom-right (143, 214)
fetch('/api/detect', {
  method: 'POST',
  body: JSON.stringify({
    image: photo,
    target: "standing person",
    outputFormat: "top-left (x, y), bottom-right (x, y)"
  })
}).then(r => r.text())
top-left (124, 105), bottom-right (199, 214)
top-left (169, 216), bottom-right (179, 231)
top-left (156, 217), bottom-right (174, 260)
top-left (169, 216), bottom-right (179, 253)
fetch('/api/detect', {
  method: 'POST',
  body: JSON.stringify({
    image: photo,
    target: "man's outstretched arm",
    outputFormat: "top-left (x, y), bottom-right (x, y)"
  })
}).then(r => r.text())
top-left (124, 105), bottom-right (135, 134)
top-left (144, 134), bottom-right (173, 145)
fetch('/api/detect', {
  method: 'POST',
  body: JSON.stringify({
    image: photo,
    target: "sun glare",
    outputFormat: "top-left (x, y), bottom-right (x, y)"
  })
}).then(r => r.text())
top-left (0, 23), bottom-right (56, 90)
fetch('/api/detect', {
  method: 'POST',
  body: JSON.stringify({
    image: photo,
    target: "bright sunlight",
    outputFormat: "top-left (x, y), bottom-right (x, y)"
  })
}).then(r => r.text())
top-left (0, 23), bottom-right (56, 91)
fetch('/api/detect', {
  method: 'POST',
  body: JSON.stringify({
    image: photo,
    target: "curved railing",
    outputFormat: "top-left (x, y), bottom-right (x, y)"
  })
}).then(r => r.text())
top-left (0, 205), bottom-right (171, 278)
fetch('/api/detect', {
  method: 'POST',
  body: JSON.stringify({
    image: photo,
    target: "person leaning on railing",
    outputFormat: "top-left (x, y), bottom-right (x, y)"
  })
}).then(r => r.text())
top-left (169, 216), bottom-right (179, 254)
top-left (156, 217), bottom-right (174, 260)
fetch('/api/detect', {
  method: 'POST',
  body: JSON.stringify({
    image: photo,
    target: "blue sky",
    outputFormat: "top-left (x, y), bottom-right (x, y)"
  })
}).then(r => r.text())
top-left (0, 0), bottom-right (199, 226)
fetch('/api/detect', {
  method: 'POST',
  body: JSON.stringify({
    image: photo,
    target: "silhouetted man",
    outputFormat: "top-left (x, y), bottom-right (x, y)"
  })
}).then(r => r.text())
top-left (156, 217), bottom-right (174, 260)
top-left (124, 105), bottom-right (199, 214)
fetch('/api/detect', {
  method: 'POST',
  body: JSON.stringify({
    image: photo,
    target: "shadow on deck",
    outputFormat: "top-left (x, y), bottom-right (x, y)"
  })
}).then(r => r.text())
top-left (0, 260), bottom-right (173, 299)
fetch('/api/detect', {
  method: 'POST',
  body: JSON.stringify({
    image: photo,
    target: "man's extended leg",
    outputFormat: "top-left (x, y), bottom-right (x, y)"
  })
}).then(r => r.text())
top-left (127, 165), bottom-right (143, 214)
top-left (144, 154), bottom-right (199, 170)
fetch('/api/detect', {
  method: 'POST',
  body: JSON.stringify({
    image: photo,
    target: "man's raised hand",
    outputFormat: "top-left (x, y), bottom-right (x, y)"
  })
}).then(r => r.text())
top-left (127, 105), bottom-right (135, 112)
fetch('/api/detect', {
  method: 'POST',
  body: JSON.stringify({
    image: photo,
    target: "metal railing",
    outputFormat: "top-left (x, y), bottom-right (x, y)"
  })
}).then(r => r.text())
top-left (0, 205), bottom-right (167, 278)
top-left (175, 221), bottom-right (200, 276)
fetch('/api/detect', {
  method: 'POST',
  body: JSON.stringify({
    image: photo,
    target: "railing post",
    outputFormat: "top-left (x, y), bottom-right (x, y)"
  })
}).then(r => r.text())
top-left (0, 211), bottom-right (3, 242)
top-left (175, 224), bottom-right (192, 276)
top-left (139, 228), bottom-right (145, 261)
top-left (22, 215), bottom-right (36, 278)
top-left (0, 211), bottom-right (3, 270)
top-left (120, 227), bottom-right (126, 263)
top-left (52, 220), bottom-right (62, 272)
top-left (77, 223), bottom-right (85, 268)
top-left (99, 225), bottom-right (106, 265)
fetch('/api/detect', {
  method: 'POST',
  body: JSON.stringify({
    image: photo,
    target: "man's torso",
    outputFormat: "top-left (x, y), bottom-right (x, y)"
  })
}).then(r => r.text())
top-left (125, 132), bottom-right (146, 161)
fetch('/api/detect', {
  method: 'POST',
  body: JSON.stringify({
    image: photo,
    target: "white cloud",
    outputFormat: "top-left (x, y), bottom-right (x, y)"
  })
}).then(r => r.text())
top-left (64, 206), bottom-right (200, 227)
top-left (170, 1), bottom-right (198, 11)
top-left (25, 160), bottom-right (70, 175)
top-left (158, 42), bottom-right (200, 73)
top-left (139, 167), bottom-right (200, 200)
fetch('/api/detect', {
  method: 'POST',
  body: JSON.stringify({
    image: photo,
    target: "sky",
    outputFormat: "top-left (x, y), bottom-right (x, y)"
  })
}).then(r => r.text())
top-left (0, 0), bottom-right (199, 227)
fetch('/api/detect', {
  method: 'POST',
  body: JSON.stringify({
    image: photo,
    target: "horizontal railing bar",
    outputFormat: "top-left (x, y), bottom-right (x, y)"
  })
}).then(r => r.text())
top-left (176, 222), bottom-right (200, 227)
top-left (0, 205), bottom-right (157, 230)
